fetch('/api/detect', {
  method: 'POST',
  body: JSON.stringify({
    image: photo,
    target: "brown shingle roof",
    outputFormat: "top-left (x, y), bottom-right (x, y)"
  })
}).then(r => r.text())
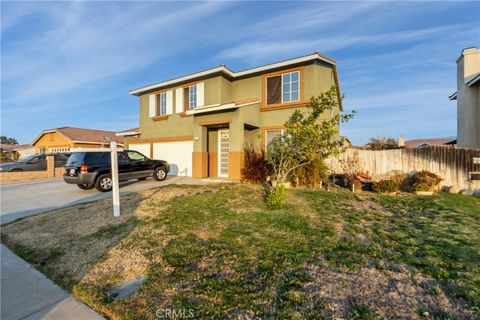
top-left (32, 127), bottom-right (124, 145)
top-left (404, 138), bottom-right (453, 148)
top-left (0, 144), bottom-right (33, 152)
top-left (56, 127), bottom-right (124, 144)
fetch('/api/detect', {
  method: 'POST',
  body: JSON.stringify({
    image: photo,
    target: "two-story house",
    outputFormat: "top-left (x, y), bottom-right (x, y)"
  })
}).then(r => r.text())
top-left (449, 47), bottom-right (480, 148)
top-left (121, 53), bottom-right (342, 179)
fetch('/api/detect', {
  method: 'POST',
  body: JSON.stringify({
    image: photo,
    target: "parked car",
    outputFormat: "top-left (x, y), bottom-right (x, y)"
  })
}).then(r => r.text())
top-left (0, 153), bottom-right (70, 172)
top-left (63, 150), bottom-right (169, 192)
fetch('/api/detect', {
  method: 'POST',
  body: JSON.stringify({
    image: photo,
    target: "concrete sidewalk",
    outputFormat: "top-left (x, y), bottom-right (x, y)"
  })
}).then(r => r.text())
top-left (1, 244), bottom-right (104, 320)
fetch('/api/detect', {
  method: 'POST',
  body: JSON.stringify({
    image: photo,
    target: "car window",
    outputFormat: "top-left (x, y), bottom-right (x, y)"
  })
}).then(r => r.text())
top-left (29, 156), bottom-right (43, 163)
top-left (118, 152), bottom-right (129, 163)
top-left (127, 151), bottom-right (146, 162)
top-left (66, 153), bottom-right (85, 166)
top-left (85, 152), bottom-right (107, 164)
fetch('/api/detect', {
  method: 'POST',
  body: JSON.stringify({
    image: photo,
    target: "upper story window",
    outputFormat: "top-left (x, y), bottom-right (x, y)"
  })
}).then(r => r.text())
top-left (266, 71), bottom-right (300, 105)
top-left (189, 85), bottom-right (197, 109)
top-left (157, 92), bottom-right (167, 115)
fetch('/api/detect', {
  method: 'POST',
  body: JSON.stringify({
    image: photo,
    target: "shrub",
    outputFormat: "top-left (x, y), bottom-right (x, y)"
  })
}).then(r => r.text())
top-left (372, 179), bottom-right (399, 193)
top-left (291, 157), bottom-right (329, 188)
top-left (241, 145), bottom-right (271, 183)
top-left (265, 185), bottom-right (286, 209)
top-left (408, 170), bottom-right (442, 192)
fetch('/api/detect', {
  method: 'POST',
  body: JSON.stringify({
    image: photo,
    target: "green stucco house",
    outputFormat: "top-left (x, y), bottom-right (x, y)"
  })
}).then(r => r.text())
top-left (120, 53), bottom-right (342, 179)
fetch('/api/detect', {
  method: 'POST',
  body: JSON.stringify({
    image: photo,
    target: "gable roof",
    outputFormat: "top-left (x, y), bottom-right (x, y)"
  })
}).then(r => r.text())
top-left (0, 144), bottom-right (33, 152)
top-left (129, 52), bottom-right (337, 96)
top-left (404, 138), bottom-right (454, 148)
top-left (32, 127), bottom-right (124, 146)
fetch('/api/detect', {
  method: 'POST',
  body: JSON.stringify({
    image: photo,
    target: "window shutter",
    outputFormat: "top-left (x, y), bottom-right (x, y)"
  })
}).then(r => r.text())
top-left (197, 82), bottom-right (204, 107)
top-left (166, 90), bottom-right (173, 115)
top-left (175, 88), bottom-right (183, 113)
top-left (149, 94), bottom-right (156, 117)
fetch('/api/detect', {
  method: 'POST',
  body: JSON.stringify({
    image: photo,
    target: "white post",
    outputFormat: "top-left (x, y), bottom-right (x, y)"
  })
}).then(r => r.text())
top-left (110, 141), bottom-right (120, 217)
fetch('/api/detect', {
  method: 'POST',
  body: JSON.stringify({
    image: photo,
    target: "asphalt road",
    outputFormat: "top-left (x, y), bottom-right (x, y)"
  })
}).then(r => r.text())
top-left (0, 176), bottom-right (203, 224)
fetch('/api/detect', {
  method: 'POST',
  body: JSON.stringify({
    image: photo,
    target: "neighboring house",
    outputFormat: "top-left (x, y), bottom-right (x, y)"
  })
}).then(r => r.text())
top-left (401, 137), bottom-right (456, 148)
top-left (122, 53), bottom-right (342, 179)
top-left (0, 144), bottom-right (36, 160)
top-left (32, 127), bottom-right (124, 153)
top-left (449, 47), bottom-right (480, 148)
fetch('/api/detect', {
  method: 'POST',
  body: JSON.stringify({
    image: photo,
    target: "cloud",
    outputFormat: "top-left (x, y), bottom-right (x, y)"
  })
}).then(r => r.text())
top-left (2, 2), bottom-right (228, 103)
top-left (217, 24), bottom-right (469, 61)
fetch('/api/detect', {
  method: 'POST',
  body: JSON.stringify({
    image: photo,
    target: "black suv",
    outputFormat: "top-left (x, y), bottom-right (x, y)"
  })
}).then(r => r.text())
top-left (63, 150), bottom-right (169, 192)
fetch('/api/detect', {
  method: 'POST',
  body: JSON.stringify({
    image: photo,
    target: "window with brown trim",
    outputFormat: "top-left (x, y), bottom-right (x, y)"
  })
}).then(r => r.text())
top-left (265, 129), bottom-right (284, 149)
top-left (266, 71), bottom-right (300, 105)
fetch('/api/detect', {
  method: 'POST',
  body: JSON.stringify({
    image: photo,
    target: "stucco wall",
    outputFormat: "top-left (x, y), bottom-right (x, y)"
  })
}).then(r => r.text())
top-left (33, 132), bottom-right (71, 152)
top-left (456, 48), bottom-right (480, 148)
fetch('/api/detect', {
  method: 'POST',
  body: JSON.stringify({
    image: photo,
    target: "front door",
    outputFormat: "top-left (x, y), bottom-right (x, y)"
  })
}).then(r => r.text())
top-left (218, 129), bottom-right (230, 177)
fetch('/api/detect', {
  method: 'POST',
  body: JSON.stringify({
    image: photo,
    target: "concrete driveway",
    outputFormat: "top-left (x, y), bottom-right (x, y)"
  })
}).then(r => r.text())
top-left (0, 176), bottom-right (207, 224)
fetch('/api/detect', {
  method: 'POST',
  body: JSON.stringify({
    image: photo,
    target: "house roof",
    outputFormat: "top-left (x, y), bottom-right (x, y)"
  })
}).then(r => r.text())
top-left (465, 73), bottom-right (480, 87)
top-left (449, 92), bottom-right (457, 101)
top-left (129, 52), bottom-right (337, 96)
top-left (32, 127), bottom-right (124, 146)
top-left (116, 127), bottom-right (141, 137)
top-left (0, 144), bottom-right (33, 152)
top-left (404, 138), bottom-right (454, 148)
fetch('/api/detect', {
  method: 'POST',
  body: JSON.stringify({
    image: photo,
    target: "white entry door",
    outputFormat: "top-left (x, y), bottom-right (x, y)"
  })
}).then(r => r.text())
top-left (218, 130), bottom-right (230, 177)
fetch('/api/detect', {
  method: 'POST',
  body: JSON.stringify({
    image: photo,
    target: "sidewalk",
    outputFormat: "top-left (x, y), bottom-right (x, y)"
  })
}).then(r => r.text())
top-left (1, 244), bottom-right (104, 320)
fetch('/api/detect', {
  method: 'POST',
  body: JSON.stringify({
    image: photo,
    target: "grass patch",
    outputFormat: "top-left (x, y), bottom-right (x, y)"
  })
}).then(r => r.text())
top-left (1, 184), bottom-right (479, 319)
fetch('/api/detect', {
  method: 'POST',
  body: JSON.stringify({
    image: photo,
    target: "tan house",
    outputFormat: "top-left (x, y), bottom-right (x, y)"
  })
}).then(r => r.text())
top-left (449, 47), bottom-right (480, 148)
top-left (32, 127), bottom-right (124, 153)
top-left (121, 53), bottom-right (342, 179)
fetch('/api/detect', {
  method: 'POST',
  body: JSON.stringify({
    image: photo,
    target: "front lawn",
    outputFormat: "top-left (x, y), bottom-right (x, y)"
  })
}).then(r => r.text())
top-left (1, 184), bottom-right (479, 319)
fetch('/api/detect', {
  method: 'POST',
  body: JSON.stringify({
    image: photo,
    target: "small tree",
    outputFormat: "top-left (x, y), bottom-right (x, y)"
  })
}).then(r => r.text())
top-left (0, 136), bottom-right (19, 145)
top-left (365, 136), bottom-right (398, 150)
top-left (264, 86), bottom-right (354, 207)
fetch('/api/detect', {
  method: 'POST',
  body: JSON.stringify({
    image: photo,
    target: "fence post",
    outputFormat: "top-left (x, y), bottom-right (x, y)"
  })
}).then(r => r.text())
top-left (46, 155), bottom-right (55, 178)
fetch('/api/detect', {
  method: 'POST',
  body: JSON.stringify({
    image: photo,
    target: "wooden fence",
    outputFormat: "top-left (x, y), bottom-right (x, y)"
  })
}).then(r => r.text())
top-left (327, 147), bottom-right (480, 191)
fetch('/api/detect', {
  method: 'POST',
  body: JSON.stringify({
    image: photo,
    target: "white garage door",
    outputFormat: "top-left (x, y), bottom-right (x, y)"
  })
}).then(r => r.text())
top-left (153, 141), bottom-right (193, 176)
top-left (128, 143), bottom-right (151, 158)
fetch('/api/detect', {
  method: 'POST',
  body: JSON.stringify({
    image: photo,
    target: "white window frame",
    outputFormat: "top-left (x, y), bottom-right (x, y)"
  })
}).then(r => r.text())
top-left (281, 71), bottom-right (300, 103)
top-left (189, 85), bottom-right (197, 109)
top-left (265, 129), bottom-right (285, 149)
top-left (159, 92), bottom-right (167, 115)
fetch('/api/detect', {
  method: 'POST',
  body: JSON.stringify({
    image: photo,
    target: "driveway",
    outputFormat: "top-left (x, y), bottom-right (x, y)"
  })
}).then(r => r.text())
top-left (0, 176), bottom-right (209, 224)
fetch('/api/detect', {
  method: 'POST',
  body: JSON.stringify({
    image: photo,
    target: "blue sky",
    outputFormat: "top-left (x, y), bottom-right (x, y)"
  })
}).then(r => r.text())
top-left (1, 1), bottom-right (479, 145)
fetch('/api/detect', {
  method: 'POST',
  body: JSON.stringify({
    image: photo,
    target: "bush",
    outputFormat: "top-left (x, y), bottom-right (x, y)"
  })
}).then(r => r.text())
top-left (372, 179), bottom-right (399, 193)
top-left (408, 170), bottom-right (442, 192)
top-left (265, 185), bottom-right (286, 209)
top-left (291, 157), bottom-right (329, 188)
top-left (241, 145), bottom-right (271, 183)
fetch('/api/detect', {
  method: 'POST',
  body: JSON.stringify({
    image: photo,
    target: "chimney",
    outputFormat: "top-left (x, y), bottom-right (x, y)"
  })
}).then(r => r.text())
top-left (398, 135), bottom-right (405, 147)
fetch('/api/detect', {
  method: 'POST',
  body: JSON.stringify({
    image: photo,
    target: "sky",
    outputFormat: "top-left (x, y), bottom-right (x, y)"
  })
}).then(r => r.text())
top-left (1, 1), bottom-right (479, 145)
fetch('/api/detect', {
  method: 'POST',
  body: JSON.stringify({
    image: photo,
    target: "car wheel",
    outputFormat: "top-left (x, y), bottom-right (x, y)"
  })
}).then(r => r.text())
top-left (153, 167), bottom-right (167, 181)
top-left (77, 184), bottom-right (94, 190)
top-left (95, 174), bottom-right (113, 192)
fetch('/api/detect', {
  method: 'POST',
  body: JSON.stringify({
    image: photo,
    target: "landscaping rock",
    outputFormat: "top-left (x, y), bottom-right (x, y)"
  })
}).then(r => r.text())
top-left (108, 276), bottom-right (146, 300)
top-left (459, 189), bottom-right (474, 196)
top-left (441, 185), bottom-right (459, 193)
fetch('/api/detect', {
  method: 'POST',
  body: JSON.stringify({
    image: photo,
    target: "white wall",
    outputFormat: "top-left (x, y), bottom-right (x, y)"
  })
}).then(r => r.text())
top-left (153, 141), bottom-right (193, 176)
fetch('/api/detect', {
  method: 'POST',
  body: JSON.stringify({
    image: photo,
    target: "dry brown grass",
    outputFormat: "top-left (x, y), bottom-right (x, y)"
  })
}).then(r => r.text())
top-left (304, 263), bottom-right (473, 319)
